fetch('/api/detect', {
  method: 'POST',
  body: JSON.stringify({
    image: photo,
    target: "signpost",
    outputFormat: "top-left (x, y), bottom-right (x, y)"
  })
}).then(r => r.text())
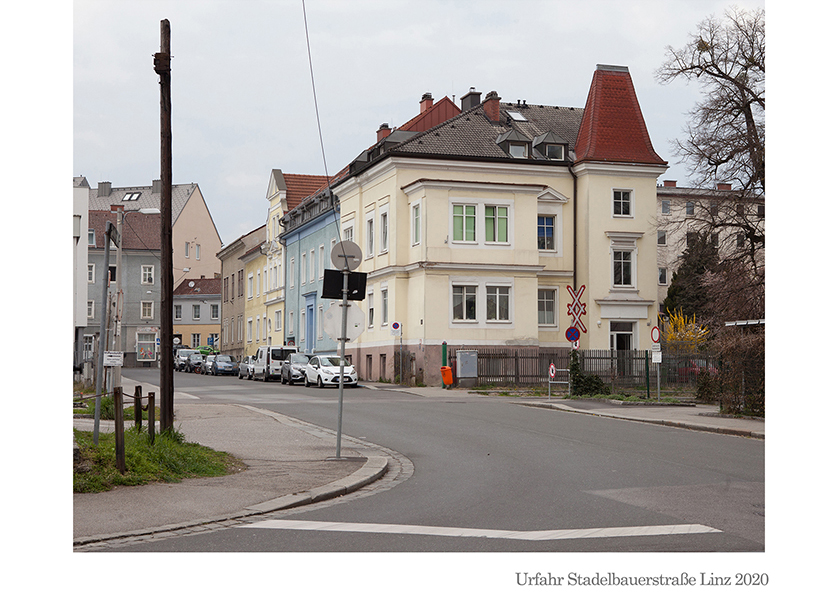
top-left (652, 326), bottom-right (661, 401)
top-left (328, 240), bottom-right (363, 459)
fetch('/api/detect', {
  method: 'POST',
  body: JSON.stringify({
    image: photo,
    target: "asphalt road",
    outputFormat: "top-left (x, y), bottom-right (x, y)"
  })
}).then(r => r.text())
top-left (117, 368), bottom-right (764, 553)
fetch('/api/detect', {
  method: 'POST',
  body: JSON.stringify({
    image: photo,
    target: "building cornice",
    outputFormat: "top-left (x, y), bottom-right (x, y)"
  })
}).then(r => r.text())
top-left (573, 161), bottom-right (667, 179)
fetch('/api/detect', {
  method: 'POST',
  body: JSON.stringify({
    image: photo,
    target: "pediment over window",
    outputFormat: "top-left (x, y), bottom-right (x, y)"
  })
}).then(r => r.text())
top-left (537, 186), bottom-right (569, 204)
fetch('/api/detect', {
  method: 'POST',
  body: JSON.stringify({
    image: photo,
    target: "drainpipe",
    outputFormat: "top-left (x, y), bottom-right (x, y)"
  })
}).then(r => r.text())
top-left (567, 161), bottom-right (578, 291)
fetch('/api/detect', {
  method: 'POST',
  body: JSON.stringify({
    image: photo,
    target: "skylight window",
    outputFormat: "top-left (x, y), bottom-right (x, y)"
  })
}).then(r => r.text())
top-left (506, 110), bottom-right (527, 121)
top-left (122, 192), bottom-right (141, 201)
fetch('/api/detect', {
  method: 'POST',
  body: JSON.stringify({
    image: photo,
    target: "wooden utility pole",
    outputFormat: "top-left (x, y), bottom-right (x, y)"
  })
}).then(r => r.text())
top-left (154, 20), bottom-right (174, 432)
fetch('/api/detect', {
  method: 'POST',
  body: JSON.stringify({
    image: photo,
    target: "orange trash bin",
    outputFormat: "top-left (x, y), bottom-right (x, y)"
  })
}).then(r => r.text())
top-left (440, 366), bottom-right (453, 386)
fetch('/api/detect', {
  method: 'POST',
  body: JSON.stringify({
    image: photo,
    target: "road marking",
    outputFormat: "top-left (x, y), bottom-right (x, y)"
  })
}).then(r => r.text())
top-left (238, 519), bottom-right (720, 541)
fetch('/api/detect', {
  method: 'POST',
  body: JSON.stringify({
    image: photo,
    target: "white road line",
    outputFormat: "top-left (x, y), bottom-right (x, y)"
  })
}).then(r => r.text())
top-left (238, 519), bottom-right (720, 541)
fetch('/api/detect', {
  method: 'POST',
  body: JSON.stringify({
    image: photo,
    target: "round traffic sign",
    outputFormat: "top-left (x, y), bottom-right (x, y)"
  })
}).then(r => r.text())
top-left (330, 240), bottom-right (363, 271)
top-left (651, 326), bottom-right (661, 343)
top-left (565, 326), bottom-right (580, 342)
top-left (549, 363), bottom-right (556, 378)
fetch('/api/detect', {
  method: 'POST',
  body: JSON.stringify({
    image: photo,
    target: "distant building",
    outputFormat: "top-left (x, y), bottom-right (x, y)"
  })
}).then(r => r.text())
top-left (216, 225), bottom-right (266, 360)
top-left (173, 277), bottom-right (222, 351)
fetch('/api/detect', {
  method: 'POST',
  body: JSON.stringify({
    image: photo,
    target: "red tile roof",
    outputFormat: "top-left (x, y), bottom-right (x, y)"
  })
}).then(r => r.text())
top-left (88, 210), bottom-right (162, 250)
top-left (574, 66), bottom-right (666, 166)
top-left (174, 277), bottom-right (221, 296)
top-left (283, 174), bottom-right (333, 210)
top-left (398, 96), bottom-right (461, 132)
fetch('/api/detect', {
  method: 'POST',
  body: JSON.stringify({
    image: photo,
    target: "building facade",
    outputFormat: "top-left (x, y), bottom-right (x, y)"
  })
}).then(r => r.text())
top-left (280, 190), bottom-right (341, 356)
top-left (324, 65), bottom-right (667, 385)
top-left (217, 225), bottom-right (266, 360)
top-left (86, 209), bottom-right (162, 368)
top-left (173, 277), bottom-right (222, 350)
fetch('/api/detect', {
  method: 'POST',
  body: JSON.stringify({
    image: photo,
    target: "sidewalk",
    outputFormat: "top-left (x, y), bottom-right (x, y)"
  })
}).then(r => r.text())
top-left (74, 380), bottom-right (762, 548)
top-left (368, 382), bottom-right (764, 439)
top-left (73, 378), bottom-right (389, 548)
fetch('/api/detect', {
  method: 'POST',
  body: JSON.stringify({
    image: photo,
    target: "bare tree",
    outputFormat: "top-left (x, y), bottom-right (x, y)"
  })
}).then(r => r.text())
top-left (657, 6), bottom-right (765, 194)
top-left (657, 7), bottom-right (765, 323)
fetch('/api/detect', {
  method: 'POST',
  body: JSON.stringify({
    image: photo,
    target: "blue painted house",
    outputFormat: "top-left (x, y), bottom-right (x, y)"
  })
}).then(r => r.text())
top-left (279, 188), bottom-right (341, 355)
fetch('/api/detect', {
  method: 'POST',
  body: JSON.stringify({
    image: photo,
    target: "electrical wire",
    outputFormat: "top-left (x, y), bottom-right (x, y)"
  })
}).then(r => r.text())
top-left (301, 0), bottom-right (342, 245)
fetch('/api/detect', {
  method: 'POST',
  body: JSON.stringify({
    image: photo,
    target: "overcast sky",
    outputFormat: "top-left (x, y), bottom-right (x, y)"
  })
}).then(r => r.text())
top-left (72, 0), bottom-right (765, 244)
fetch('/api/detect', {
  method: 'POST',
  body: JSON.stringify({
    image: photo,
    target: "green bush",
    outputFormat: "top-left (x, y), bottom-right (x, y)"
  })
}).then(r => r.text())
top-left (569, 350), bottom-right (611, 396)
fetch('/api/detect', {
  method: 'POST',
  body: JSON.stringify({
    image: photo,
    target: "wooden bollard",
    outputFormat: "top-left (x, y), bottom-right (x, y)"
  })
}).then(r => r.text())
top-left (134, 385), bottom-right (143, 432)
top-left (147, 392), bottom-right (156, 445)
top-left (114, 387), bottom-right (126, 474)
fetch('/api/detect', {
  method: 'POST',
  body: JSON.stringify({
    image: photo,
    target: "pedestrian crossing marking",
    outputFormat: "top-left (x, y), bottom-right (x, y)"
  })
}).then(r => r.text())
top-left (238, 519), bottom-right (720, 541)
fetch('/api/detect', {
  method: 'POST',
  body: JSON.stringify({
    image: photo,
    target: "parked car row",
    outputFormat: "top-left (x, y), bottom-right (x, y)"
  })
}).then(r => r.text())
top-left (174, 344), bottom-right (358, 388)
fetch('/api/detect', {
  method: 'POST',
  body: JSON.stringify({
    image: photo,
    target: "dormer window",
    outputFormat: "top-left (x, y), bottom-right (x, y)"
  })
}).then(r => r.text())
top-left (533, 131), bottom-right (568, 162)
top-left (509, 143), bottom-right (528, 158)
top-left (545, 144), bottom-right (565, 161)
top-left (496, 129), bottom-right (532, 159)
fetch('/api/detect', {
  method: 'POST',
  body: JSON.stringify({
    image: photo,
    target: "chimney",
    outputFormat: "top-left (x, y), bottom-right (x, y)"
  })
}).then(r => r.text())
top-left (376, 123), bottom-right (391, 142)
top-left (716, 183), bottom-right (731, 191)
top-left (460, 87), bottom-right (481, 112)
top-left (98, 181), bottom-right (111, 197)
top-left (152, 179), bottom-right (162, 194)
top-left (420, 92), bottom-right (433, 113)
top-left (483, 91), bottom-right (501, 123)
top-left (663, 180), bottom-right (677, 188)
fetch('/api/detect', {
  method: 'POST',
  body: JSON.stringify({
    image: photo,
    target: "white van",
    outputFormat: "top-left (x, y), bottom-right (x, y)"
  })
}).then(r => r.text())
top-left (252, 345), bottom-right (298, 382)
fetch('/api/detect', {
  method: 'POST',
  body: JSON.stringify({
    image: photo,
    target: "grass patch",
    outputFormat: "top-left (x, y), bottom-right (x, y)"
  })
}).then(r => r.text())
top-left (73, 426), bottom-right (246, 493)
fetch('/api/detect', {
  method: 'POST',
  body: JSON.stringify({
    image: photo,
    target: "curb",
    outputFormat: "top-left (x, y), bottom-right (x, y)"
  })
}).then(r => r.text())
top-left (73, 455), bottom-right (388, 548)
top-left (517, 401), bottom-right (765, 440)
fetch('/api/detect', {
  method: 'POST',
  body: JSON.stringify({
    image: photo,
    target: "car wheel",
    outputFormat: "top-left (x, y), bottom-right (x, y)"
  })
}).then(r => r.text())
top-left (304, 375), bottom-right (310, 387)
top-left (317, 376), bottom-right (324, 389)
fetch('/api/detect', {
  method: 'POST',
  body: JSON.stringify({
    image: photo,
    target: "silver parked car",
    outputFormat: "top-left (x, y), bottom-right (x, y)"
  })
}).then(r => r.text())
top-left (304, 355), bottom-right (358, 388)
top-left (201, 354), bottom-right (216, 374)
top-left (238, 355), bottom-right (254, 380)
top-left (280, 352), bottom-right (311, 385)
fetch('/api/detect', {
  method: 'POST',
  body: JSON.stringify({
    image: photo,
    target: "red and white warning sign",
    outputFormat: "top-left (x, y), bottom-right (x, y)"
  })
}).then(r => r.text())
top-left (549, 363), bottom-right (556, 378)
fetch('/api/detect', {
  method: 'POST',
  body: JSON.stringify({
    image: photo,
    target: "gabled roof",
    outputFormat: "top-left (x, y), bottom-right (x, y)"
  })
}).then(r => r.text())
top-left (282, 174), bottom-right (333, 210)
top-left (87, 210), bottom-right (161, 250)
top-left (398, 95), bottom-right (461, 133)
top-left (173, 277), bottom-right (221, 296)
top-left (574, 65), bottom-right (666, 166)
top-left (389, 101), bottom-right (583, 160)
top-left (88, 181), bottom-right (202, 224)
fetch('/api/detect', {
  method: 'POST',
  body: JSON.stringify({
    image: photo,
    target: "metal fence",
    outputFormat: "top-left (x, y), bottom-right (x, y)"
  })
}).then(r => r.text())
top-left (446, 346), bottom-right (719, 392)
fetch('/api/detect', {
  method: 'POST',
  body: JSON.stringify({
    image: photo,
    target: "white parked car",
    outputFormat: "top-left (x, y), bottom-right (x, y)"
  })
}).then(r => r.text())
top-left (304, 355), bottom-right (358, 388)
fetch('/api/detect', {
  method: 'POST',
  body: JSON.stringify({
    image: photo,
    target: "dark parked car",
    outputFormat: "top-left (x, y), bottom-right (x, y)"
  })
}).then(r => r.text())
top-left (185, 353), bottom-right (205, 373)
top-left (211, 354), bottom-right (239, 376)
top-left (238, 355), bottom-right (254, 380)
top-left (280, 352), bottom-right (311, 385)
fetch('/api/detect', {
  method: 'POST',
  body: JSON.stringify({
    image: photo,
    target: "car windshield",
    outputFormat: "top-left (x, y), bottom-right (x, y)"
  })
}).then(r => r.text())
top-left (320, 357), bottom-right (349, 367)
top-left (292, 354), bottom-right (310, 364)
top-left (216, 355), bottom-right (234, 362)
top-left (190, 354), bottom-right (203, 361)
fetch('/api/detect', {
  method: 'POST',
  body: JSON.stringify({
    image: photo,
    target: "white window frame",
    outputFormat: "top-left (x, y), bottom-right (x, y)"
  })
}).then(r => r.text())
top-left (451, 203), bottom-right (477, 243)
top-left (88, 264), bottom-right (95, 284)
top-left (141, 265), bottom-right (154, 285)
top-left (319, 244), bottom-right (325, 280)
top-left (211, 303), bottom-right (219, 320)
top-left (192, 304), bottom-right (201, 320)
top-left (658, 268), bottom-right (668, 285)
top-left (367, 291), bottom-right (375, 328)
top-left (485, 285), bottom-right (511, 323)
top-left (661, 199), bottom-right (671, 215)
top-left (309, 249), bottom-right (315, 282)
top-left (411, 202), bottom-right (421, 246)
top-left (141, 301), bottom-right (154, 320)
top-left (379, 206), bottom-right (389, 253)
top-left (484, 204), bottom-right (509, 244)
top-left (192, 333), bottom-right (201, 347)
top-left (381, 287), bottom-right (388, 325)
top-left (196, 244), bottom-right (201, 260)
top-left (366, 214), bottom-right (375, 258)
top-left (657, 230), bottom-right (667, 246)
top-left (174, 305), bottom-right (182, 320)
top-left (451, 284), bottom-right (478, 322)
top-left (247, 319), bottom-right (253, 343)
top-left (538, 287), bottom-right (557, 326)
top-left (612, 250), bottom-right (634, 287)
top-left (612, 189), bottom-right (634, 218)
top-left (185, 242), bottom-right (190, 258)
top-left (301, 253), bottom-right (306, 285)
top-left (87, 300), bottom-right (95, 319)
top-left (537, 215), bottom-right (556, 251)
top-left (289, 257), bottom-right (295, 288)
